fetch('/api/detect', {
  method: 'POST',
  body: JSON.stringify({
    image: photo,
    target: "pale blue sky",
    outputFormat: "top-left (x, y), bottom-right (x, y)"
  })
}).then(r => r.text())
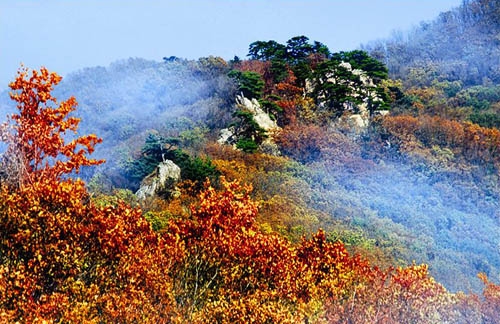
top-left (1, 0), bottom-right (462, 87)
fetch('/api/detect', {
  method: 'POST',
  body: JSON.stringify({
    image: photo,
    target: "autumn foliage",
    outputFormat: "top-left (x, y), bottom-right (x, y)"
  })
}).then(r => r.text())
top-left (382, 114), bottom-right (500, 167)
top-left (5, 67), bottom-right (103, 186)
top-left (0, 67), bottom-right (499, 323)
top-left (0, 68), bottom-right (178, 322)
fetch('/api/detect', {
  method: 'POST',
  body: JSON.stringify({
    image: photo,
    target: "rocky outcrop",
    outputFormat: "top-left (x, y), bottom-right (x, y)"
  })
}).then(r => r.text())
top-left (235, 95), bottom-right (278, 132)
top-left (217, 127), bottom-right (235, 145)
top-left (136, 160), bottom-right (181, 200)
top-left (305, 61), bottom-right (386, 133)
top-left (218, 94), bottom-right (281, 155)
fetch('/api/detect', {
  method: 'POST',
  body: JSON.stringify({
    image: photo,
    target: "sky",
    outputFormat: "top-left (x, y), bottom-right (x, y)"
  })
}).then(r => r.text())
top-left (1, 0), bottom-right (463, 88)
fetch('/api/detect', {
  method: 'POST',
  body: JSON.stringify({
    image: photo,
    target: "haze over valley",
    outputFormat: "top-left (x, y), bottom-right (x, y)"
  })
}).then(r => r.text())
top-left (0, 1), bottom-right (499, 322)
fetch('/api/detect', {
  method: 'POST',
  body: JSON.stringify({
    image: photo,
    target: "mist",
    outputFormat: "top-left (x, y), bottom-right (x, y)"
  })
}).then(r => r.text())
top-left (1, 55), bottom-right (498, 294)
top-left (1, 0), bottom-right (499, 296)
top-left (315, 154), bottom-right (499, 292)
top-left (363, 0), bottom-right (500, 88)
top-left (0, 57), bottom-right (237, 187)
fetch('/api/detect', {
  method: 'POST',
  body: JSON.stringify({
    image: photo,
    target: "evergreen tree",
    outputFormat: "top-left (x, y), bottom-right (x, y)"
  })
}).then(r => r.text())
top-left (228, 70), bottom-right (265, 99)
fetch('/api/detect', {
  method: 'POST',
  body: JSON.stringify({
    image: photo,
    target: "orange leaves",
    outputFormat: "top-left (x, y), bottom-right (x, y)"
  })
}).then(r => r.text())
top-left (477, 273), bottom-right (500, 322)
top-left (322, 262), bottom-right (454, 324)
top-left (165, 178), bottom-right (301, 320)
top-left (2, 67), bottom-right (500, 321)
top-left (0, 177), bottom-right (179, 323)
top-left (0, 67), bottom-right (178, 322)
top-left (295, 230), bottom-right (373, 304)
top-left (167, 179), bottom-right (450, 322)
top-left (392, 263), bottom-right (434, 290)
top-left (5, 66), bottom-right (103, 186)
top-left (1, 153), bottom-right (498, 322)
top-left (383, 114), bottom-right (500, 168)
top-left (192, 290), bottom-right (299, 324)
top-left (8, 66), bottom-right (62, 106)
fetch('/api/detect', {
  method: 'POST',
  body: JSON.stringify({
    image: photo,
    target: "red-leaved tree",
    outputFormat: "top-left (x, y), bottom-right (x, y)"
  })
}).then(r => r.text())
top-left (0, 67), bottom-right (179, 322)
top-left (5, 66), bottom-right (103, 186)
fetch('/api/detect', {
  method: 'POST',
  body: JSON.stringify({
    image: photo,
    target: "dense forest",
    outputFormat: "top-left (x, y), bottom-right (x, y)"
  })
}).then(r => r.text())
top-left (1, 0), bottom-right (499, 322)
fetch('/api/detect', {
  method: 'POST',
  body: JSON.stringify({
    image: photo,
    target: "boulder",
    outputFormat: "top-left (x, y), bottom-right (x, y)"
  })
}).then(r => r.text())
top-left (136, 160), bottom-right (181, 200)
top-left (217, 126), bottom-right (235, 145)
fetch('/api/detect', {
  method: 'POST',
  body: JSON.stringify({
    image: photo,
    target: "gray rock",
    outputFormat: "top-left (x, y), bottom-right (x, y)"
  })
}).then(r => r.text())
top-left (136, 160), bottom-right (181, 200)
top-left (218, 94), bottom-right (282, 155)
top-left (235, 94), bottom-right (278, 132)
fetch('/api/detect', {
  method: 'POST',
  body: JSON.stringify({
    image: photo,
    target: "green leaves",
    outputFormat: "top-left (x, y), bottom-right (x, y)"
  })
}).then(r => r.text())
top-left (228, 70), bottom-right (265, 99)
top-left (332, 50), bottom-right (388, 82)
top-left (126, 132), bottom-right (219, 192)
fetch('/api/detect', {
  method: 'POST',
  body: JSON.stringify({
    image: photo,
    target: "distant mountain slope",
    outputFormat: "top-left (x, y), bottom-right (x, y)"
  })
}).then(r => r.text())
top-left (364, 0), bottom-right (500, 87)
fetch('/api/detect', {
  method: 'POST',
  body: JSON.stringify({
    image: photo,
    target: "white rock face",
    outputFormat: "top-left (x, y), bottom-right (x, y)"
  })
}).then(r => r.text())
top-left (339, 62), bottom-right (375, 87)
top-left (217, 127), bottom-right (235, 145)
top-left (136, 160), bottom-right (181, 200)
top-left (348, 114), bottom-right (369, 129)
top-left (306, 60), bottom-right (386, 133)
top-left (218, 94), bottom-right (281, 155)
top-left (235, 94), bottom-right (278, 131)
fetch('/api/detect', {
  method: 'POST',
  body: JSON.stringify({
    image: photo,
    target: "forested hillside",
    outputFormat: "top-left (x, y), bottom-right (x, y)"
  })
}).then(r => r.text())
top-left (1, 0), bottom-right (499, 322)
top-left (364, 0), bottom-right (500, 87)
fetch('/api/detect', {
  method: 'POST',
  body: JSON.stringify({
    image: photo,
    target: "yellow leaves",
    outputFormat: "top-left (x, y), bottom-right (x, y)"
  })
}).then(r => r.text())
top-left (192, 290), bottom-right (299, 324)
top-left (242, 226), bottom-right (256, 238)
top-left (383, 113), bottom-right (500, 169)
top-left (478, 272), bottom-right (489, 285)
top-left (0, 157), bottom-right (179, 322)
top-left (0, 80), bottom-right (498, 323)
